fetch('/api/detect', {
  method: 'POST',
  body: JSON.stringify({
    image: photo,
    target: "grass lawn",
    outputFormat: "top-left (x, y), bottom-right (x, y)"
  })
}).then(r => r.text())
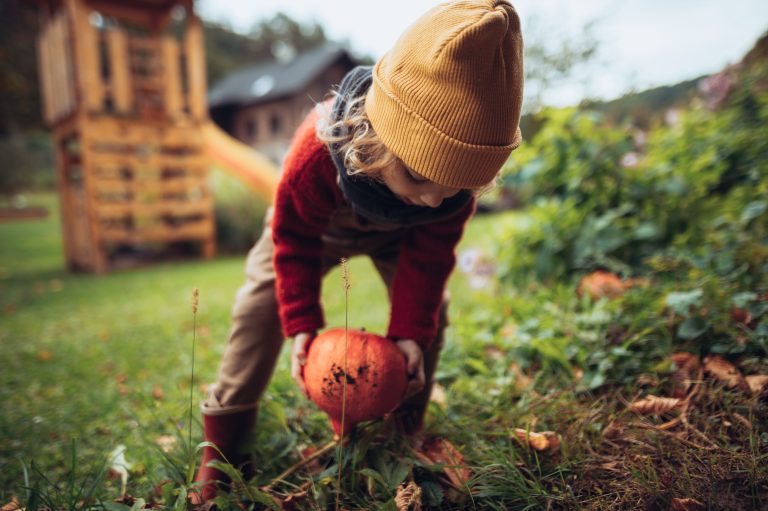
top-left (0, 193), bottom-right (514, 502)
top-left (1, 194), bottom-right (766, 510)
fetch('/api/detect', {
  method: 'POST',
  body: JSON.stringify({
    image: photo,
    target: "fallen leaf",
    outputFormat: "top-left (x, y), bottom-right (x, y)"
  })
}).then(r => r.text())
top-left (1, 497), bottom-right (22, 511)
top-left (703, 355), bottom-right (748, 390)
top-left (577, 271), bottom-right (627, 300)
top-left (636, 374), bottom-right (660, 387)
top-left (508, 363), bottom-right (534, 390)
top-left (413, 437), bottom-right (472, 489)
top-left (602, 421), bottom-right (626, 441)
top-left (484, 346), bottom-right (505, 361)
top-left (628, 395), bottom-right (683, 415)
top-left (430, 383), bottom-right (447, 407)
top-left (395, 481), bottom-right (422, 511)
top-left (597, 461), bottom-right (622, 472)
top-left (155, 435), bottom-right (176, 453)
top-left (670, 497), bottom-right (705, 510)
top-left (745, 375), bottom-right (768, 395)
top-left (671, 352), bottom-right (700, 397)
top-left (281, 489), bottom-right (309, 511)
top-left (732, 412), bottom-right (753, 430)
top-left (36, 350), bottom-right (52, 362)
top-left (4, 304), bottom-right (16, 316)
top-left (152, 384), bottom-right (164, 400)
top-left (512, 428), bottom-right (561, 453)
top-left (49, 279), bottom-right (63, 292)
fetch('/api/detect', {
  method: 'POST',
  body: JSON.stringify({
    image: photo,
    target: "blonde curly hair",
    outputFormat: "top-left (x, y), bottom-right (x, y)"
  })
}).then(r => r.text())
top-left (315, 92), bottom-right (393, 181)
top-left (315, 91), bottom-right (500, 195)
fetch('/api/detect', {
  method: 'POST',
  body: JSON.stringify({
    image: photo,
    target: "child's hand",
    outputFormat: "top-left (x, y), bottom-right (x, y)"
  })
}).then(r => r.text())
top-left (395, 339), bottom-right (425, 399)
top-left (291, 332), bottom-right (315, 398)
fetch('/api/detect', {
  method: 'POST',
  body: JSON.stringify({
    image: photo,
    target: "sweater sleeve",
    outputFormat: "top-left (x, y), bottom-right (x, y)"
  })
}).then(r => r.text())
top-left (386, 198), bottom-right (476, 349)
top-left (272, 111), bottom-right (342, 337)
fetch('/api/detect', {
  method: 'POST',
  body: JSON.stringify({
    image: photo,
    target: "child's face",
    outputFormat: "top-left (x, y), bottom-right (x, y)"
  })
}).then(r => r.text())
top-left (381, 160), bottom-right (463, 208)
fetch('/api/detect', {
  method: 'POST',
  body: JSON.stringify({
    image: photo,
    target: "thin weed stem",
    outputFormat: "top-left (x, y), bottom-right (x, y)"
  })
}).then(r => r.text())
top-left (336, 259), bottom-right (351, 511)
top-left (190, 289), bottom-right (199, 464)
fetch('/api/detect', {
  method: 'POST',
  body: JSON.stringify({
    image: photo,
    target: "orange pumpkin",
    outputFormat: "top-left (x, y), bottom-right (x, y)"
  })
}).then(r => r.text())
top-left (303, 328), bottom-right (407, 435)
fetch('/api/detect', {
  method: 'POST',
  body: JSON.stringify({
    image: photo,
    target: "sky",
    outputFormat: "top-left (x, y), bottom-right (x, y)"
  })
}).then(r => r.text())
top-left (198, 0), bottom-right (768, 106)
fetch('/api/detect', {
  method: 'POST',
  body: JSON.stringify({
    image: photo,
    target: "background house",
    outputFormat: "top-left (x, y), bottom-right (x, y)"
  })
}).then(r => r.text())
top-left (208, 42), bottom-right (358, 165)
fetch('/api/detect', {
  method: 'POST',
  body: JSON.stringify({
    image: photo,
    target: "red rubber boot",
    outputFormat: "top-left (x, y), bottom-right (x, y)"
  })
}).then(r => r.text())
top-left (190, 408), bottom-right (256, 503)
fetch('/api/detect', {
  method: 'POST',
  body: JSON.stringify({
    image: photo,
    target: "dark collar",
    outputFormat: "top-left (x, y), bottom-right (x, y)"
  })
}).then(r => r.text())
top-left (328, 66), bottom-right (472, 227)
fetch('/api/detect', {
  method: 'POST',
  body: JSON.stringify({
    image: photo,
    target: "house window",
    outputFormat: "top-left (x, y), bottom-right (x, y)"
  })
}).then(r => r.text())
top-left (270, 114), bottom-right (282, 136)
top-left (245, 117), bottom-right (258, 141)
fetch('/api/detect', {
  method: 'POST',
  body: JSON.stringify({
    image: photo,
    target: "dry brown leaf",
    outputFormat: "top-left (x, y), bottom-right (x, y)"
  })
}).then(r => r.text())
top-left (508, 363), bottom-right (534, 390)
top-left (703, 355), bottom-right (748, 390)
top-left (1, 498), bottom-right (22, 511)
top-left (414, 437), bottom-right (472, 489)
top-left (512, 428), bottom-right (561, 453)
top-left (671, 352), bottom-right (700, 397)
top-left (484, 346), bottom-right (505, 361)
top-left (670, 497), bottom-right (705, 510)
top-left (395, 481), bottom-right (422, 511)
top-left (281, 489), bottom-right (309, 511)
top-left (746, 375), bottom-right (768, 395)
top-left (602, 421), bottom-right (626, 441)
top-left (154, 435), bottom-right (176, 453)
top-left (636, 374), bottom-right (660, 387)
top-left (733, 412), bottom-right (753, 430)
top-left (597, 461), bottom-right (622, 472)
top-left (628, 395), bottom-right (683, 415)
top-left (430, 383), bottom-right (447, 407)
top-left (577, 271), bottom-right (627, 300)
top-left (36, 350), bottom-right (52, 362)
top-left (152, 384), bottom-right (164, 400)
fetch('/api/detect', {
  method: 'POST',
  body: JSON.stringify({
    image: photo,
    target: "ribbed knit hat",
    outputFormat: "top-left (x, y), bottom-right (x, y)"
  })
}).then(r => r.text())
top-left (365, 0), bottom-right (524, 189)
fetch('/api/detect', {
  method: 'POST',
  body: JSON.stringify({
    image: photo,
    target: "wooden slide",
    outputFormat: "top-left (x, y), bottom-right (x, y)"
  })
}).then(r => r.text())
top-left (202, 122), bottom-right (280, 202)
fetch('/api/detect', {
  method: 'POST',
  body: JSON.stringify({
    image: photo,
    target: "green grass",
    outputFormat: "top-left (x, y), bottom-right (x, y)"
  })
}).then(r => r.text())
top-left (1, 194), bottom-right (766, 510)
top-left (0, 193), bottom-right (515, 501)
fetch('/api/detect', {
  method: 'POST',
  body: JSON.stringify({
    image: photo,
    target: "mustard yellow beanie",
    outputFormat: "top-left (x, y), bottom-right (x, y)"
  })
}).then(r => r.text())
top-left (365, 0), bottom-right (524, 189)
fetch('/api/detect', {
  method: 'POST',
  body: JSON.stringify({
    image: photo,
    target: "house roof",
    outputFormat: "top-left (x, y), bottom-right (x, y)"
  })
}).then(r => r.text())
top-left (208, 42), bottom-right (355, 108)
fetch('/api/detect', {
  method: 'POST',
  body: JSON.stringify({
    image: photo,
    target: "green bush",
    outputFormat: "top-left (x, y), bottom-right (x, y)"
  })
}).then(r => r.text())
top-left (209, 168), bottom-right (268, 254)
top-left (465, 73), bottom-right (768, 387)
top-left (0, 131), bottom-right (56, 198)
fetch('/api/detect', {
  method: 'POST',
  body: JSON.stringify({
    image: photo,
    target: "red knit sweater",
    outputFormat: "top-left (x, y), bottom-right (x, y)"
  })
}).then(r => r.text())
top-left (272, 109), bottom-right (475, 349)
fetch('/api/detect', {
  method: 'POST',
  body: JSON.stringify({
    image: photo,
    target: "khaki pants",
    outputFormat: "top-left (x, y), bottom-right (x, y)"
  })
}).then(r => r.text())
top-left (203, 206), bottom-right (448, 417)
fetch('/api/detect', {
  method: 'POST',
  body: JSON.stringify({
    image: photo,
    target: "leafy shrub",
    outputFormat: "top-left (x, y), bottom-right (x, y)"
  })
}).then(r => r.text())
top-left (470, 73), bottom-right (768, 387)
top-left (209, 169), bottom-right (268, 254)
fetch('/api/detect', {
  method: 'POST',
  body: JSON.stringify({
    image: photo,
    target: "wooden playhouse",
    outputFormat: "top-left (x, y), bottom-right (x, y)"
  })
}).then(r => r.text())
top-left (35, 0), bottom-right (239, 273)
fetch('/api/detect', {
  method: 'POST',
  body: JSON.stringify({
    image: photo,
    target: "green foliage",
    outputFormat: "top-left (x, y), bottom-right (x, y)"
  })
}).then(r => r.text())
top-left (209, 169), bottom-right (268, 254)
top-left (477, 68), bottom-right (768, 389)
top-left (0, 132), bottom-right (56, 197)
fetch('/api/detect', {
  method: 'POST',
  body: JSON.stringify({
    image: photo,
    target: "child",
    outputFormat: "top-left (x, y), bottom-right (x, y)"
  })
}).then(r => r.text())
top-left (193, 0), bottom-right (523, 501)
